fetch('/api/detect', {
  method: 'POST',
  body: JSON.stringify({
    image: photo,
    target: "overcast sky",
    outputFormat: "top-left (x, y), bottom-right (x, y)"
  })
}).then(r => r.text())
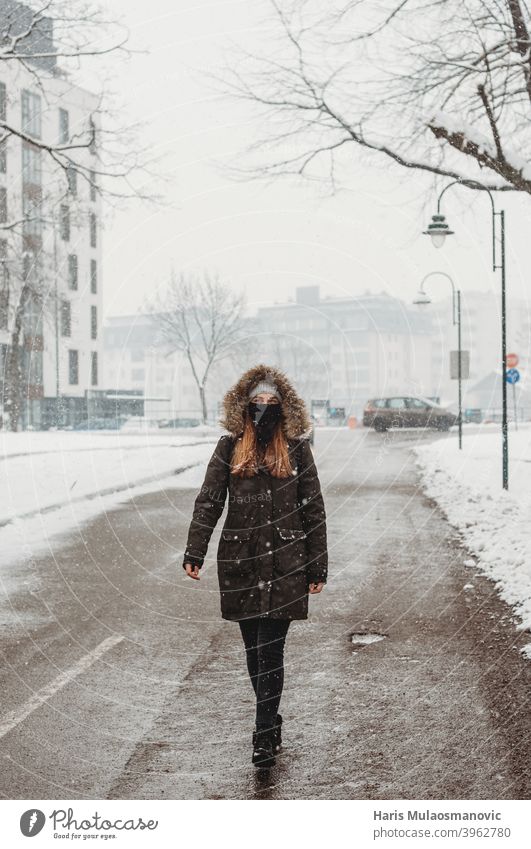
top-left (92, 0), bottom-right (531, 322)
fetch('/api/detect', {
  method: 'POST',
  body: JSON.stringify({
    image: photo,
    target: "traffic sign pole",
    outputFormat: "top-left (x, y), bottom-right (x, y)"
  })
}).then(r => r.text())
top-left (501, 211), bottom-right (508, 489)
top-left (505, 367), bottom-right (520, 432)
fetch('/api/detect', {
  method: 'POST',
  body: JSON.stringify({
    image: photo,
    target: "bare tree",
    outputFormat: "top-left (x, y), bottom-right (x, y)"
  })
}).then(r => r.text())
top-left (0, 0), bottom-right (154, 208)
top-left (0, 249), bottom-right (54, 431)
top-left (0, 0), bottom-right (158, 430)
top-left (146, 272), bottom-right (248, 424)
top-left (223, 0), bottom-right (531, 194)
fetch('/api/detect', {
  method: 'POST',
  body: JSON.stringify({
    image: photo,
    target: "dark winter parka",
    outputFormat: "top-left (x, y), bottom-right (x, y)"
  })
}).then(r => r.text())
top-left (182, 364), bottom-right (328, 621)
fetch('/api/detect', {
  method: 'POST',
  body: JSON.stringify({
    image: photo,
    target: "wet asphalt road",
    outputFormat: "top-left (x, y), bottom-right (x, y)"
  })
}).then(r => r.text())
top-left (1, 427), bottom-right (531, 800)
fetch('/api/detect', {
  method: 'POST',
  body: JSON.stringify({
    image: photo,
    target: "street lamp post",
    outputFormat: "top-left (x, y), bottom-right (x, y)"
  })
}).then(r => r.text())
top-left (413, 272), bottom-right (463, 449)
top-left (423, 181), bottom-right (508, 489)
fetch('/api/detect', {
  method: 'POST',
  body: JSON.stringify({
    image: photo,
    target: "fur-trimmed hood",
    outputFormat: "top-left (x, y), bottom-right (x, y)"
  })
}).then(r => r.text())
top-left (219, 364), bottom-right (312, 439)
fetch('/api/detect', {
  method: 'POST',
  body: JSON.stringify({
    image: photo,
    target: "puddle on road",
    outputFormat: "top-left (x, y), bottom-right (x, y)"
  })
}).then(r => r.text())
top-left (350, 632), bottom-right (387, 651)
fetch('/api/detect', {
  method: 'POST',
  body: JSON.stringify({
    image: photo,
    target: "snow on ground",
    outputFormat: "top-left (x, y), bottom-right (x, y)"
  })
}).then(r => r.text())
top-left (0, 429), bottom-right (220, 525)
top-left (414, 425), bottom-right (531, 656)
top-left (0, 426), bottom-right (219, 458)
top-left (0, 429), bottom-right (219, 571)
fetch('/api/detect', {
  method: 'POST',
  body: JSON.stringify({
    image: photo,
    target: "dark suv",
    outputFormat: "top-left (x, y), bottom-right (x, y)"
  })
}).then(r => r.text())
top-left (363, 396), bottom-right (458, 432)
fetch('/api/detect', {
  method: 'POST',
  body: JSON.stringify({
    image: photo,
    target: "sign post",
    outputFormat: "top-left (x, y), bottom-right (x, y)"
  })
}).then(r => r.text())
top-left (505, 365), bottom-right (520, 431)
top-left (450, 347), bottom-right (469, 449)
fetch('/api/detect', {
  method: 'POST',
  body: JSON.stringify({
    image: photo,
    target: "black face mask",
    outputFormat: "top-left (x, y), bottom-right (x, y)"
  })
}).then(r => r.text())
top-left (248, 402), bottom-right (283, 446)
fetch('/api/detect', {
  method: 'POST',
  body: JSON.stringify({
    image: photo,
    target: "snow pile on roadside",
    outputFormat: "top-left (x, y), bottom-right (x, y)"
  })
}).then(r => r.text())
top-left (0, 431), bottom-right (218, 569)
top-left (0, 431), bottom-right (219, 525)
top-left (0, 427), bottom-right (220, 458)
top-left (414, 427), bottom-right (531, 652)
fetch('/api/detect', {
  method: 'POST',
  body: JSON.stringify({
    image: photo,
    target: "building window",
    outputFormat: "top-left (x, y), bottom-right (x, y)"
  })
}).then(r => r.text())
top-left (21, 90), bottom-right (42, 139)
top-left (0, 186), bottom-right (7, 223)
top-left (90, 258), bottom-right (97, 293)
top-left (22, 288), bottom-right (42, 336)
top-left (91, 304), bottom-right (97, 339)
top-left (22, 194), bottom-right (42, 236)
top-left (0, 239), bottom-right (8, 329)
top-left (59, 108), bottom-right (69, 144)
top-left (23, 252), bottom-right (37, 283)
top-left (0, 83), bottom-right (6, 173)
top-left (61, 299), bottom-right (71, 336)
top-left (68, 349), bottom-right (79, 384)
top-left (90, 170), bottom-right (97, 201)
top-left (68, 254), bottom-right (78, 290)
top-left (89, 212), bottom-right (97, 247)
top-left (91, 351), bottom-right (98, 386)
top-left (60, 204), bottom-right (70, 241)
top-left (22, 142), bottom-right (42, 185)
top-left (24, 347), bottom-right (43, 387)
top-left (66, 165), bottom-right (77, 196)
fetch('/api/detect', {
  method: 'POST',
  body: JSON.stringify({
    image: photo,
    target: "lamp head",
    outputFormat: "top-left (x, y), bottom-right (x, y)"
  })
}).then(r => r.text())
top-left (423, 213), bottom-right (454, 248)
top-left (413, 291), bottom-right (432, 306)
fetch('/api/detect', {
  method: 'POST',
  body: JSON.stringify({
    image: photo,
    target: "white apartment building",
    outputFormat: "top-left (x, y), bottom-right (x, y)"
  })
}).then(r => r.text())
top-left (103, 312), bottom-right (243, 423)
top-left (0, 0), bottom-right (102, 429)
top-left (103, 314), bottom-right (200, 420)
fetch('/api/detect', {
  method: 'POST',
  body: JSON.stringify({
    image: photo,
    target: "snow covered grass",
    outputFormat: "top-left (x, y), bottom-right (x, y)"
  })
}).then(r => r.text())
top-left (0, 429), bottom-right (219, 569)
top-left (0, 426), bottom-right (218, 458)
top-left (414, 425), bottom-right (531, 655)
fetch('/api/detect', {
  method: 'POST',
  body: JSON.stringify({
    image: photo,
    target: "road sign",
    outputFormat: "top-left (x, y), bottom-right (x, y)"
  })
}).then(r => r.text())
top-left (505, 368), bottom-right (520, 384)
top-left (507, 353), bottom-right (519, 368)
top-left (450, 350), bottom-right (470, 380)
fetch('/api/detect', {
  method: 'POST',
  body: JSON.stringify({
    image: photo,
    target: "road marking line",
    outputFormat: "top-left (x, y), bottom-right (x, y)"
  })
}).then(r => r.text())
top-left (0, 634), bottom-right (124, 740)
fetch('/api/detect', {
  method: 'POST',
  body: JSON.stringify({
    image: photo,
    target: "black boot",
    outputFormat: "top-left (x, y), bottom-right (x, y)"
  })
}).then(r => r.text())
top-left (252, 728), bottom-right (276, 767)
top-left (272, 713), bottom-right (282, 754)
top-left (253, 714), bottom-right (283, 756)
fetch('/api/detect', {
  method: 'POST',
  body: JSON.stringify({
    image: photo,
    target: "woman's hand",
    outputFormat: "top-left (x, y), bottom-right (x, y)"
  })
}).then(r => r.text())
top-left (184, 563), bottom-right (200, 580)
top-left (309, 582), bottom-right (325, 594)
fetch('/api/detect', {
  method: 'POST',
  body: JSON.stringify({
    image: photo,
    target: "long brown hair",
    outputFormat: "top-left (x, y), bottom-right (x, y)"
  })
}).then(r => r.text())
top-left (231, 413), bottom-right (294, 478)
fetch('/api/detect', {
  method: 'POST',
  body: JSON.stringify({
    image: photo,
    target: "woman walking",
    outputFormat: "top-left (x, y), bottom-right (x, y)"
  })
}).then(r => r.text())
top-left (182, 364), bottom-right (328, 767)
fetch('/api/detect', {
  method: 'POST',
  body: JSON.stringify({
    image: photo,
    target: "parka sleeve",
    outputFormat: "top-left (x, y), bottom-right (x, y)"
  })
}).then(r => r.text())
top-left (182, 435), bottom-right (233, 570)
top-left (297, 438), bottom-right (328, 585)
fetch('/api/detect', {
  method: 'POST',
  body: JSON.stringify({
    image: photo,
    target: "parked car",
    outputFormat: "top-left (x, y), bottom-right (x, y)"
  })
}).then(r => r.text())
top-left (463, 408), bottom-right (483, 424)
top-left (363, 396), bottom-right (458, 432)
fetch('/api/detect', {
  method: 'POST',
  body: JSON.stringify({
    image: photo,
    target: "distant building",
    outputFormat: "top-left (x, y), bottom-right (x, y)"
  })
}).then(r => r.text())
top-left (102, 287), bottom-right (437, 425)
top-left (103, 313), bottom-right (240, 421)
top-left (425, 289), bottom-right (530, 410)
top-left (465, 371), bottom-right (531, 422)
top-left (0, 0), bottom-right (102, 429)
top-left (103, 313), bottom-right (198, 420)
top-left (255, 285), bottom-right (434, 418)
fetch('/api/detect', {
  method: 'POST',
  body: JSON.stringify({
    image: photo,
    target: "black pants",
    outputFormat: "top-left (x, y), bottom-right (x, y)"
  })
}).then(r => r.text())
top-left (238, 617), bottom-right (291, 732)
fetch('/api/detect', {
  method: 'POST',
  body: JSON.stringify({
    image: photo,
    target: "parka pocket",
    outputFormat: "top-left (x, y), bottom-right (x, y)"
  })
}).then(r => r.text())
top-left (274, 527), bottom-right (307, 573)
top-left (220, 528), bottom-right (254, 543)
top-left (276, 528), bottom-right (306, 542)
top-left (218, 527), bottom-right (255, 567)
